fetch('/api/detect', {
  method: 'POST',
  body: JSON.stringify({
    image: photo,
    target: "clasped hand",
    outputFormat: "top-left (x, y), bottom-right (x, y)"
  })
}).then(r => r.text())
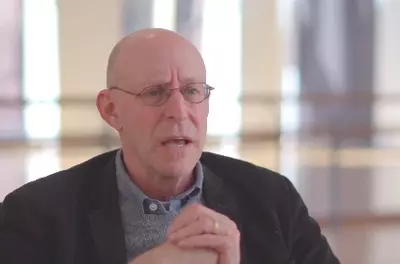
top-left (167, 203), bottom-right (241, 264)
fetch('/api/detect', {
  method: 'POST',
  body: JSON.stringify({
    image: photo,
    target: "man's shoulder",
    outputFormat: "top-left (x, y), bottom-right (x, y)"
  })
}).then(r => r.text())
top-left (200, 151), bottom-right (290, 191)
top-left (200, 151), bottom-right (296, 217)
top-left (2, 149), bottom-right (118, 206)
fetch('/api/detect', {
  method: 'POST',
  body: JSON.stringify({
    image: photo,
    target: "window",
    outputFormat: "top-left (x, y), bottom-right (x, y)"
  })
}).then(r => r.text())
top-left (22, 0), bottom-right (61, 140)
top-left (0, 0), bottom-right (23, 140)
top-left (201, 0), bottom-right (242, 137)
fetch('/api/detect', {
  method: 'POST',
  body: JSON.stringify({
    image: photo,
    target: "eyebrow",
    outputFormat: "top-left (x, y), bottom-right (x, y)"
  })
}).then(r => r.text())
top-left (141, 76), bottom-right (203, 87)
top-left (142, 81), bottom-right (169, 87)
top-left (179, 76), bottom-right (204, 84)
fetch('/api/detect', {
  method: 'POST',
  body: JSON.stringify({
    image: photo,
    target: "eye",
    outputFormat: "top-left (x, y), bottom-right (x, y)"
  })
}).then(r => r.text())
top-left (184, 85), bottom-right (201, 95)
top-left (188, 88), bottom-right (199, 94)
top-left (143, 86), bottom-right (166, 97)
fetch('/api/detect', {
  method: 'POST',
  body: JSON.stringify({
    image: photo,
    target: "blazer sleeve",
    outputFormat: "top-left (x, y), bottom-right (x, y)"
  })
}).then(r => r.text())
top-left (0, 192), bottom-right (48, 264)
top-left (283, 177), bottom-right (341, 264)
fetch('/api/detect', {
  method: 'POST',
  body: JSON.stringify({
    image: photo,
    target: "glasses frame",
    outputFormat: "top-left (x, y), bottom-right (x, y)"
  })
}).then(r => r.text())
top-left (108, 82), bottom-right (215, 106)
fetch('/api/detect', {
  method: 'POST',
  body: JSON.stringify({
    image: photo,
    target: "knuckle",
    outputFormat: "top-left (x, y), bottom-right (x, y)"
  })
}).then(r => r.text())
top-left (201, 218), bottom-right (213, 232)
top-left (222, 215), bottom-right (232, 222)
top-left (230, 222), bottom-right (238, 230)
top-left (191, 203), bottom-right (203, 211)
top-left (231, 228), bottom-right (241, 239)
top-left (232, 221), bottom-right (238, 228)
top-left (206, 217), bottom-right (214, 226)
top-left (197, 215), bottom-right (206, 224)
top-left (201, 222), bottom-right (209, 233)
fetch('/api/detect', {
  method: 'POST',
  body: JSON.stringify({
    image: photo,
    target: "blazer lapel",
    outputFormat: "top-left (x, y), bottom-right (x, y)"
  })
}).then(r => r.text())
top-left (202, 165), bottom-right (248, 264)
top-left (87, 154), bottom-right (126, 264)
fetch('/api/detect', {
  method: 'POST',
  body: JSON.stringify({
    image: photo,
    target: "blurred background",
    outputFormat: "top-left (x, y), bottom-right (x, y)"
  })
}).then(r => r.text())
top-left (1, 0), bottom-right (399, 263)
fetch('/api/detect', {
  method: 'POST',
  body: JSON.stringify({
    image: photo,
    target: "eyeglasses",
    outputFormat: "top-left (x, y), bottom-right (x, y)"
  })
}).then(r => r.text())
top-left (109, 82), bottom-right (214, 106)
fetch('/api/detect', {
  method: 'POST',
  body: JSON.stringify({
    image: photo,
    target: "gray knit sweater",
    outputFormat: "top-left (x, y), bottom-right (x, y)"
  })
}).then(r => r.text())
top-left (115, 150), bottom-right (204, 262)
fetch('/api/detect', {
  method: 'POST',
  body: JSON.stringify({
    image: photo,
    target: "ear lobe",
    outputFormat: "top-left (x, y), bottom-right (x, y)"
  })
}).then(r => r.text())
top-left (96, 90), bottom-right (122, 131)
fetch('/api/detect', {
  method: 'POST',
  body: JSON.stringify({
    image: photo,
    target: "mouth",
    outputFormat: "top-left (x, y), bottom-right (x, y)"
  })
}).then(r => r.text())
top-left (161, 137), bottom-right (193, 148)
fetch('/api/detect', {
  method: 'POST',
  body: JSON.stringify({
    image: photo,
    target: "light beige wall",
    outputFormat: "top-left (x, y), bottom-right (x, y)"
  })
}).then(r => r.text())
top-left (241, 0), bottom-right (282, 170)
top-left (58, 0), bottom-right (122, 138)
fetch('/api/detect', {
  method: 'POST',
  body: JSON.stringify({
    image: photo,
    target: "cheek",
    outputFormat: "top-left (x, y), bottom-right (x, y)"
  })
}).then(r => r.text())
top-left (122, 108), bottom-right (160, 136)
top-left (199, 103), bottom-right (209, 123)
top-left (192, 104), bottom-right (209, 132)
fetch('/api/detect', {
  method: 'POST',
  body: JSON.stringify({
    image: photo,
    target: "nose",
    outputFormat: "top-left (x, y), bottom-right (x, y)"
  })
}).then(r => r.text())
top-left (163, 88), bottom-right (189, 121)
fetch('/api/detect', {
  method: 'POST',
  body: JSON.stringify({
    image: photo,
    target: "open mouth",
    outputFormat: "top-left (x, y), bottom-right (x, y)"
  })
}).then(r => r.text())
top-left (161, 138), bottom-right (192, 148)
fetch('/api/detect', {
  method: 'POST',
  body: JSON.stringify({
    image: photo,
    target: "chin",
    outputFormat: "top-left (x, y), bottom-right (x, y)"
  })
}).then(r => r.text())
top-left (152, 142), bottom-right (202, 176)
top-left (167, 158), bottom-right (197, 176)
top-left (157, 154), bottom-right (199, 178)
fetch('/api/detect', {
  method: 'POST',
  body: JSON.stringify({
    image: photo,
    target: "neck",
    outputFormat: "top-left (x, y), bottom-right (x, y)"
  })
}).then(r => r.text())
top-left (121, 151), bottom-right (194, 201)
top-left (132, 175), bottom-right (194, 201)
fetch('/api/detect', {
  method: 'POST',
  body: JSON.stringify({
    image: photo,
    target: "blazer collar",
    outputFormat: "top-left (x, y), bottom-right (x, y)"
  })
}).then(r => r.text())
top-left (87, 152), bottom-right (127, 264)
top-left (202, 165), bottom-right (239, 218)
top-left (202, 165), bottom-right (248, 264)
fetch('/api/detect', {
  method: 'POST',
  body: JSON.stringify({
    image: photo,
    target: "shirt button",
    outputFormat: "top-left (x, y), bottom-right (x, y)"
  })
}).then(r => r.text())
top-left (149, 203), bottom-right (158, 212)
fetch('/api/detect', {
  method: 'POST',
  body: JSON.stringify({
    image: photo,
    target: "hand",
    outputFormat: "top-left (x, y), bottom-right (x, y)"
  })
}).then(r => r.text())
top-left (130, 242), bottom-right (218, 264)
top-left (167, 204), bottom-right (241, 264)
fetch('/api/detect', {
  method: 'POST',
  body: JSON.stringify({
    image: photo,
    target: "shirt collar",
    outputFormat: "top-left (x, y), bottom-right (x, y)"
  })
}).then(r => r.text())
top-left (115, 149), bottom-right (203, 212)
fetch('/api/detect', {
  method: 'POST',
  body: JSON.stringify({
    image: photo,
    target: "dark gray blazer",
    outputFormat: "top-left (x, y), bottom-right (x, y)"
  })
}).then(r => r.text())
top-left (0, 150), bottom-right (340, 264)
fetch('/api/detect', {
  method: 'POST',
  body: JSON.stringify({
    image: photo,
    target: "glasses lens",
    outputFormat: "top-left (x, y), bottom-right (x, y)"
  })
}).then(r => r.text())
top-left (141, 85), bottom-right (169, 105)
top-left (181, 83), bottom-right (210, 103)
top-left (140, 83), bottom-right (213, 106)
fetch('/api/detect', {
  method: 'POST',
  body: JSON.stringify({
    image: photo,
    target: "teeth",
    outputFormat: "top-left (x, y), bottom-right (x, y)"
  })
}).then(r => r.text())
top-left (164, 139), bottom-right (186, 147)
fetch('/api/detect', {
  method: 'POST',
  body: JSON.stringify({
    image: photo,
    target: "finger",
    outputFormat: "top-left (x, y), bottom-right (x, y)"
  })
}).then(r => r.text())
top-left (177, 233), bottom-right (241, 264)
top-left (176, 234), bottom-right (238, 253)
top-left (167, 204), bottom-right (201, 235)
top-left (168, 204), bottom-right (235, 235)
top-left (168, 204), bottom-right (213, 234)
top-left (168, 217), bottom-right (230, 242)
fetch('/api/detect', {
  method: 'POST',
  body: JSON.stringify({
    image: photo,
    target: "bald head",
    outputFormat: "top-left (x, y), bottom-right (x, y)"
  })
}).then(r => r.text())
top-left (106, 28), bottom-right (205, 89)
top-left (97, 28), bottom-right (211, 187)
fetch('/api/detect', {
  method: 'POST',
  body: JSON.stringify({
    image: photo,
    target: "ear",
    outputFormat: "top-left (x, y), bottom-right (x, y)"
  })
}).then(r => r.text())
top-left (96, 89), bottom-right (123, 131)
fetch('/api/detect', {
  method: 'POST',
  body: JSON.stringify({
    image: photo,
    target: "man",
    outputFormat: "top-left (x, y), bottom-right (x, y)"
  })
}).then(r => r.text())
top-left (0, 28), bottom-right (340, 264)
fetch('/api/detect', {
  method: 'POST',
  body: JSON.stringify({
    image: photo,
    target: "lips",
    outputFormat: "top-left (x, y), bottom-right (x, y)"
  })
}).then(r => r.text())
top-left (161, 137), bottom-right (193, 147)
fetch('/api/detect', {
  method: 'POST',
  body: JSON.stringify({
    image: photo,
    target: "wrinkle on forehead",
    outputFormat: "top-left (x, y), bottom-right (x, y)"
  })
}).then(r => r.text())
top-left (106, 28), bottom-right (206, 89)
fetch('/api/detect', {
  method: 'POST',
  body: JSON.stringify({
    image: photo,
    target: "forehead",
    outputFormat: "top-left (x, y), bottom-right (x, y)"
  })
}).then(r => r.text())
top-left (115, 40), bottom-right (206, 89)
